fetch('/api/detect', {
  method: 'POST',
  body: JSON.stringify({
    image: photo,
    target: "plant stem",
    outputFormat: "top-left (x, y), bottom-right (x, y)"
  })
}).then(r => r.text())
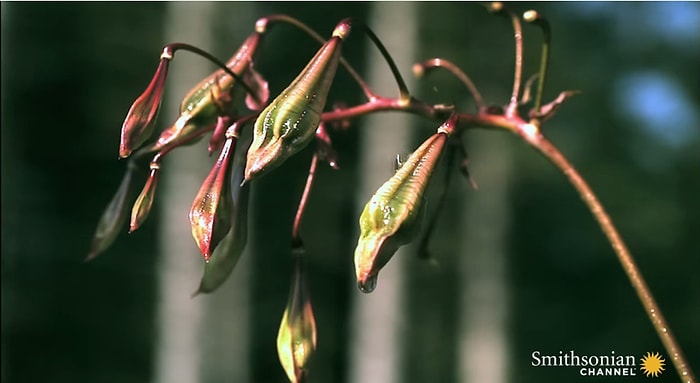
top-left (523, 10), bottom-right (551, 117)
top-left (525, 131), bottom-right (696, 383)
top-left (413, 58), bottom-right (486, 111)
top-left (292, 153), bottom-right (319, 248)
top-left (358, 23), bottom-right (412, 103)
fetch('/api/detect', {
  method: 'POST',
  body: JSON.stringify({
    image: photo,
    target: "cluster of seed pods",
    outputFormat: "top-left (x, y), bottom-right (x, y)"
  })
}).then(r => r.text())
top-left (90, 15), bottom-right (464, 383)
top-left (86, 5), bottom-right (698, 383)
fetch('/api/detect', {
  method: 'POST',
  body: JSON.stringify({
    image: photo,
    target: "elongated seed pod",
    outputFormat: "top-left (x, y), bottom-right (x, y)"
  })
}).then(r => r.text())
top-left (180, 32), bottom-right (263, 116)
top-left (149, 33), bottom-right (266, 153)
top-left (189, 137), bottom-right (236, 261)
top-left (277, 256), bottom-right (317, 383)
top-left (244, 20), bottom-right (351, 182)
top-left (193, 155), bottom-right (250, 295)
top-left (354, 118), bottom-right (455, 292)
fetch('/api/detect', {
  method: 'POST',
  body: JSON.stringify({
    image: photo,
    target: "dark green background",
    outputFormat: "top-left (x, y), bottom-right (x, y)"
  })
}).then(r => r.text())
top-left (2, 2), bottom-right (698, 383)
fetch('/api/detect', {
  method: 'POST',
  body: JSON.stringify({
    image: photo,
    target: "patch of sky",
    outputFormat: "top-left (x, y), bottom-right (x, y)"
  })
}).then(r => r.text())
top-left (614, 71), bottom-right (698, 148)
top-left (562, 2), bottom-right (700, 49)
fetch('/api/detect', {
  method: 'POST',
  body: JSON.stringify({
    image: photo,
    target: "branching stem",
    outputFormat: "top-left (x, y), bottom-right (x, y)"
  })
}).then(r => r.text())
top-left (489, 3), bottom-right (524, 117)
top-left (523, 131), bottom-right (696, 383)
top-left (413, 58), bottom-right (486, 111)
top-left (524, 10), bottom-right (552, 117)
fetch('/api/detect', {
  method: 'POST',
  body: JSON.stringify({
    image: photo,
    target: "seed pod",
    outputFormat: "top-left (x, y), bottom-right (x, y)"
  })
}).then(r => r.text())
top-left (244, 20), bottom-right (351, 182)
top-left (129, 162), bottom-right (161, 233)
top-left (354, 117), bottom-right (456, 292)
top-left (192, 155), bottom-right (250, 295)
top-left (179, 33), bottom-right (264, 117)
top-left (189, 136), bottom-right (236, 261)
top-left (87, 166), bottom-right (137, 260)
top-left (119, 55), bottom-right (170, 158)
top-left (150, 32), bottom-right (266, 154)
top-left (277, 257), bottom-right (317, 383)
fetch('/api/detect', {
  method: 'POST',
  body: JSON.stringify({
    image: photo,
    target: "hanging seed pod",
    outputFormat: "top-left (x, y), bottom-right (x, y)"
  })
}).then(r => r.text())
top-left (129, 162), bottom-right (161, 233)
top-left (87, 165), bottom-right (138, 260)
top-left (192, 154), bottom-right (250, 295)
top-left (353, 116), bottom-right (457, 293)
top-left (119, 53), bottom-right (170, 158)
top-left (244, 19), bottom-right (352, 182)
top-left (149, 32), bottom-right (267, 154)
top-left (189, 136), bottom-right (236, 261)
top-left (277, 256), bottom-right (317, 383)
top-left (179, 33), bottom-right (264, 117)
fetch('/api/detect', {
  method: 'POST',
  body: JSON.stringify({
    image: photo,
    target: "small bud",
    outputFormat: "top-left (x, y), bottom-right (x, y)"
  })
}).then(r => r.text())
top-left (245, 20), bottom-right (351, 182)
top-left (193, 159), bottom-right (250, 295)
top-left (87, 166), bottom-right (137, 260)
top-left (354, 116), bottom-right (456, 292)
top-left (129, 162), bottom-right (160, 233)
top-left (277, 257), bottom-right (317, 383)
top-left (120, 55), bottom-right (170, 158)
top-left (189, 137), bottom-right (236, 261)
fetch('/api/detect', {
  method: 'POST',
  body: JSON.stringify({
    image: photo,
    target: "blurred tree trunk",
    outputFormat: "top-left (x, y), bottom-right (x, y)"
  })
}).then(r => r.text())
top-left (153, 4), bottom-right (255, 383)
top-left (458, 133), bottom-right (512, 383)
top-left (348, 3), bottom-right (417, 383)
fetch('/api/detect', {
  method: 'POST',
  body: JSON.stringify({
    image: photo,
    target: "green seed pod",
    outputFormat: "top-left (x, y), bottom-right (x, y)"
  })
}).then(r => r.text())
top-left (277, 257), bottom-right (317, 383)
top-left (244, 20), bottom-right (351, 182)
top-left (179, 32), bottom-right (263, 116)
top-left (354, 117), bottom-right (456, 292)
top-left (150, 32), bottom-right (266, 154)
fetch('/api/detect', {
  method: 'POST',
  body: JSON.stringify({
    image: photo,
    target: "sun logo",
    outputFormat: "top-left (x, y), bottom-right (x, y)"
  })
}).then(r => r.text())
top-left (640, 352), bottom-right (666, 377)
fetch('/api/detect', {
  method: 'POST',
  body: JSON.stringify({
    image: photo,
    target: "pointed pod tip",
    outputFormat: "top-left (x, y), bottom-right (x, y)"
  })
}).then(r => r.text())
top-left (332, 19), bottom-right (352, 40)
top-left (119, 146), bottom-right (132, 159)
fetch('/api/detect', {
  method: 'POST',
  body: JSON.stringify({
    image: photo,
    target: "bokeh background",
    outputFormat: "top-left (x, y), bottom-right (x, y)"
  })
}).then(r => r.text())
top-left (2, 2), bottom-right (698, 383)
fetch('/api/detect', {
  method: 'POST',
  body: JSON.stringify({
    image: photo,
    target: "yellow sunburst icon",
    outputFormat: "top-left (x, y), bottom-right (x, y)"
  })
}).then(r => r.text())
top-left (640, 352), bottom-right (666, 377)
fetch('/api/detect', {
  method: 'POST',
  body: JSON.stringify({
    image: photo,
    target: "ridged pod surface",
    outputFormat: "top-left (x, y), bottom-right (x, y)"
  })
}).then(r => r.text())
top-left (354, 125), bottom-right (451, 292)
top-left (244, 21), bottom-right (351, 182)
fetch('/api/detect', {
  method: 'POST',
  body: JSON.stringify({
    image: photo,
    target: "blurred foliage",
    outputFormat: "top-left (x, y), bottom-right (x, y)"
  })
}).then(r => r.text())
top-left (1, 2), bottom-right (697, 383)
